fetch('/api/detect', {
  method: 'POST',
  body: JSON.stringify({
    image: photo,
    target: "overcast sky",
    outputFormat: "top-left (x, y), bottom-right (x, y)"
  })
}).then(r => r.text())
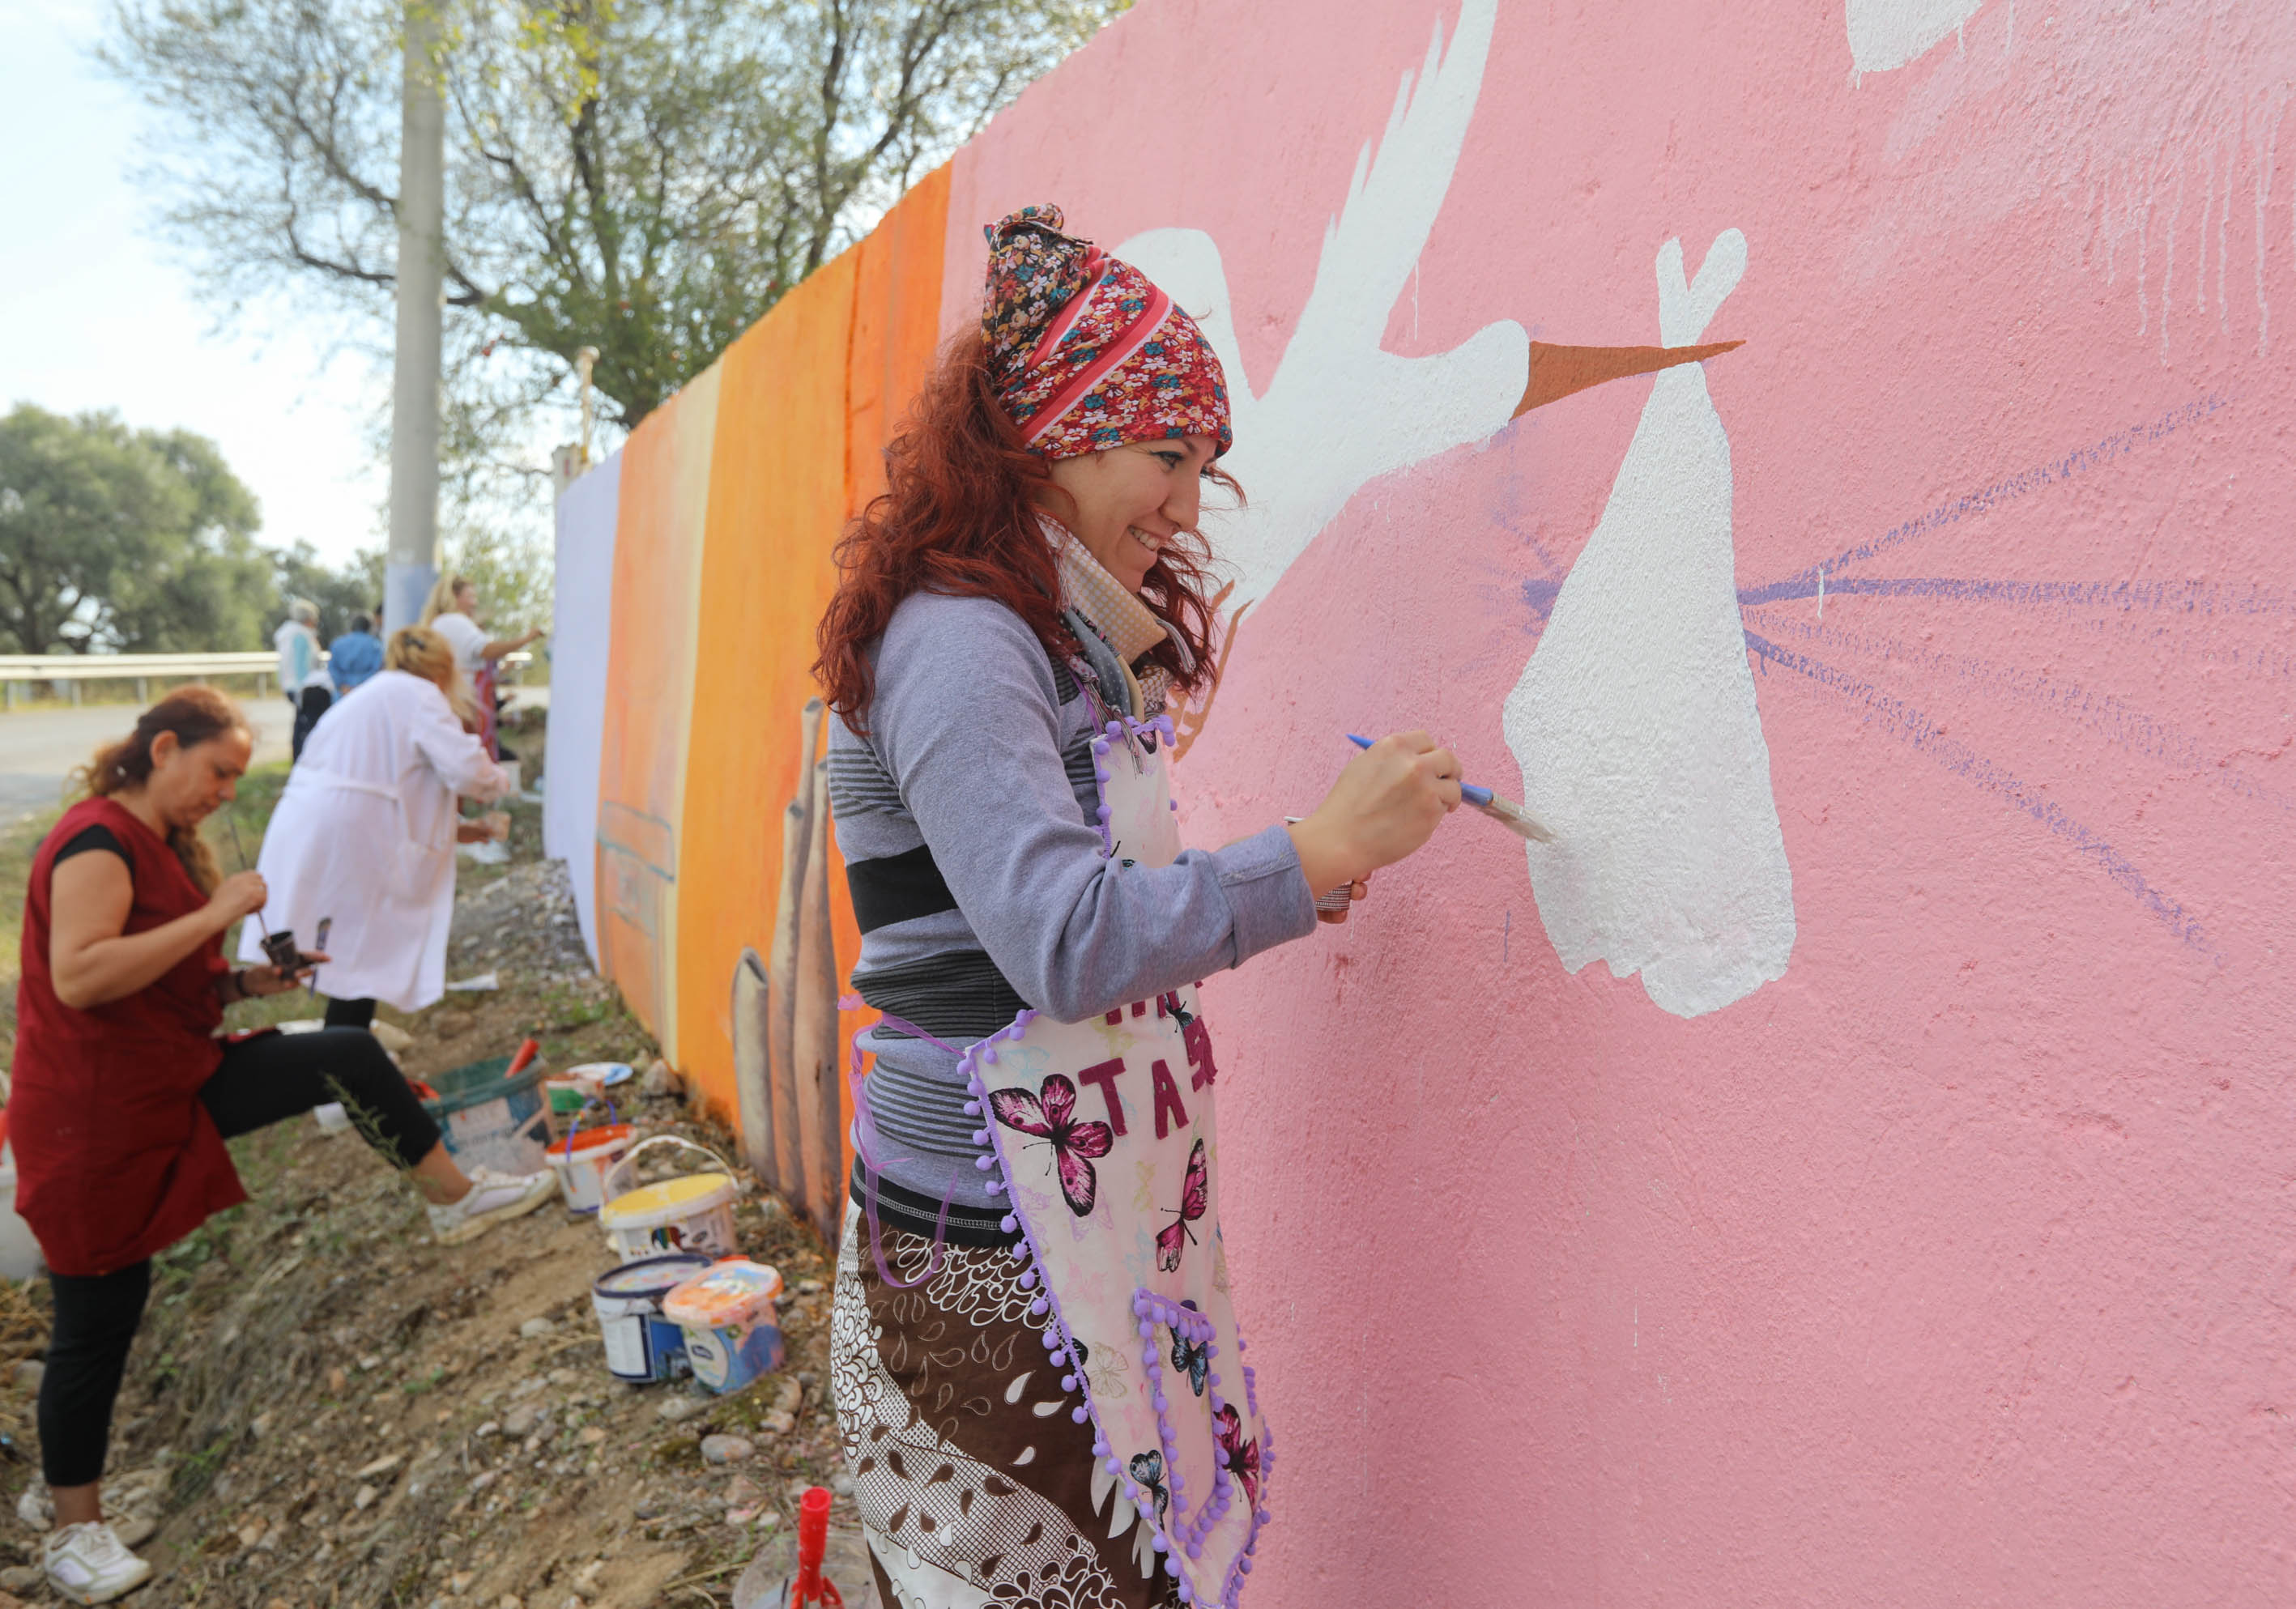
top-left (0, 0), bottom-right (386, 566)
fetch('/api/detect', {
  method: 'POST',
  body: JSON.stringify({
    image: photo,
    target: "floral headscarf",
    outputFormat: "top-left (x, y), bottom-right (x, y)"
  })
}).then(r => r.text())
top-left (981, 205), bottom-right (1232, 460)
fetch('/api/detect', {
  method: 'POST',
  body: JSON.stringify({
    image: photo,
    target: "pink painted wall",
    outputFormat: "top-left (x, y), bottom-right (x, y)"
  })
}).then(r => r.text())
top-left (944, 0), bottom-right (2296, 1603)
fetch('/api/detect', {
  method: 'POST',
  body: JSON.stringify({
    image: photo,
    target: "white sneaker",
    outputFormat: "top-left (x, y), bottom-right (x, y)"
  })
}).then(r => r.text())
top-left (427, 1165), bottom-right (559, 1245)
top-left (45, 1522), bottom-right (151, 1603)
top-left (17, 1480), bottom-right (143, 1536)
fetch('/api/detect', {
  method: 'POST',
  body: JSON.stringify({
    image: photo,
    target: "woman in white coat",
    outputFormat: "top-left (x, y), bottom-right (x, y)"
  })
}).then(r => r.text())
top-left (238, 626), bottom-right (510, 1028)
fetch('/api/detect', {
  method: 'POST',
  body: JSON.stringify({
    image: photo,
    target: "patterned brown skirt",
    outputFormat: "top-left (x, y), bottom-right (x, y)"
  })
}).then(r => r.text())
top-left (830, 1204), bottom-right (1181, 1609)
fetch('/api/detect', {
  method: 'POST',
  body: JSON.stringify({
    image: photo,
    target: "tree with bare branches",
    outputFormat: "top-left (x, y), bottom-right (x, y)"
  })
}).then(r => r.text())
top-left (102, 0), bottom-right (1122, 483)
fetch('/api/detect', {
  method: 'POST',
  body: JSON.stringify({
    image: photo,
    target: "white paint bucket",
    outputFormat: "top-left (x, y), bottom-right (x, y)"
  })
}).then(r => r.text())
top-left (547, 1120), bottom-right (637, 1215)
top-left (598, 1137), bottom-right (741, 1263)
top-left (590, 1252), bottom-right (714, 1383)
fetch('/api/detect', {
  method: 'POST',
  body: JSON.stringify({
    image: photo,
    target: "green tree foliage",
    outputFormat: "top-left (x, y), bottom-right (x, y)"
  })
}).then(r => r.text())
top-left (273, 541), bottom-right (386, 640)
top-left (102, 0), bottom-right (1127, 483)
top-left (0, 405), bottom-right (277, 654)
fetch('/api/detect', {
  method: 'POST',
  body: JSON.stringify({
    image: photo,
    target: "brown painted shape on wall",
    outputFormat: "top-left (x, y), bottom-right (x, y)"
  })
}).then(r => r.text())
top-left (731, 947), bottom-right (774, 1191)
top-left (1515, 339), bottom-right (1744, 416)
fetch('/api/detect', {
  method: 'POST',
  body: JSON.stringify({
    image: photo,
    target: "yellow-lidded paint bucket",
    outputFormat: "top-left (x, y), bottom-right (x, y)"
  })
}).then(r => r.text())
top-left (598, 1137), bottom-right (741, 1262)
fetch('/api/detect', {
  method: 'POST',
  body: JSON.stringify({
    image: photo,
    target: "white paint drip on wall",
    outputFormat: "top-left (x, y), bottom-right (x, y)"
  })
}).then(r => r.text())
top-left (1847, 0), bottom-right (1983, 75)
top-left (1502, 232), bottom-right (1796, 1019)
top-left (2256, 94), bottom-right (2285, 356)
top-left (1117, 0), bottom-right (1523, 618)
top-left (1846, 2), bottom-right (2296, 362)
top-left (2217, 133), bottom-right (2233, 334)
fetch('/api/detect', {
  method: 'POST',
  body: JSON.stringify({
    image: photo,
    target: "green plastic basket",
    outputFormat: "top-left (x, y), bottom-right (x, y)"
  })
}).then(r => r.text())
top-left (420, 1054), bottom-right (551, 1175)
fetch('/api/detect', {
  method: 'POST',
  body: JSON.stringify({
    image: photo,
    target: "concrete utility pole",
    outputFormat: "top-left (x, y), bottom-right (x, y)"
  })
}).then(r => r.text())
top-left (386, 1), bottom-right (446, 633)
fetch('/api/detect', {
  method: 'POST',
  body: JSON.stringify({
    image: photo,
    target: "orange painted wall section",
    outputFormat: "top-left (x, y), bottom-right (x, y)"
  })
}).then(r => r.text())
top-left (671, 167), bottom-right (952, 1127)
top-left (593, 365), bottom-right (721, 1060)
top-left (844, 172), bottom-right (955, 514)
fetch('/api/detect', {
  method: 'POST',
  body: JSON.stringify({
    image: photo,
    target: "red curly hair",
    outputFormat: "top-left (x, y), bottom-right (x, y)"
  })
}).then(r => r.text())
top-left (816, 330), bottom-right (1233, 734)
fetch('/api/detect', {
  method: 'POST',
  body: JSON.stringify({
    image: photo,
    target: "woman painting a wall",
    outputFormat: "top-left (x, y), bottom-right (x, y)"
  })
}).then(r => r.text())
top-left (238, 626), bottom-right (513, 1032)
top-left (816, 206), bottom-right (1465, 1607)
top-left (420, 574), bottom-right (546, 762)
top-left (10, 688), bottom-right (555, 1605)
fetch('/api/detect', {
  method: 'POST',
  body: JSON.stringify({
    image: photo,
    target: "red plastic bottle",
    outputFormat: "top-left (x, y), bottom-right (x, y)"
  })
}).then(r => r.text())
top-left (786, 1486), bottom-right (844, 1607)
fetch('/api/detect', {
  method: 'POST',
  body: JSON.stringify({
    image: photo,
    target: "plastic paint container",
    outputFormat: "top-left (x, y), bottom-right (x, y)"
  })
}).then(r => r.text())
top-left (662, 1260), bottom-right (786, 1394)
top-left (590, 1252), bottom-right (714, 1383)
top-left (543, 1078), bottom-right (590, 1138)
top-left (547, 1121), bottom-right (637, 1215)
top-left (420, 1054), bottom-right (553, 1177)
top-left (568, 1062), bottom-right (636, 1100)
top-left (598, 1137), bottom-right (741, 1262)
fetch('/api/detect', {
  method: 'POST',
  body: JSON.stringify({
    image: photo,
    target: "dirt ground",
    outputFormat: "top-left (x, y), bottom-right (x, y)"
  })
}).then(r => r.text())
top-left (0, 709), bottom-right (872, 1607)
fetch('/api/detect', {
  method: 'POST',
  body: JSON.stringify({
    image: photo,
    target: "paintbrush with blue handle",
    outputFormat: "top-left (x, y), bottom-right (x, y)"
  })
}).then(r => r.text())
top-left (1346, 734), bottom-right (1555, 844)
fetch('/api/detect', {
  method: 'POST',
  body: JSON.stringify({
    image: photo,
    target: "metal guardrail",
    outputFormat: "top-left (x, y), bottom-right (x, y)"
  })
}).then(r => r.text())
top-left (0, 652), bottom-right (278, 681)
top-left (0, 649), bottom-right (535, 707)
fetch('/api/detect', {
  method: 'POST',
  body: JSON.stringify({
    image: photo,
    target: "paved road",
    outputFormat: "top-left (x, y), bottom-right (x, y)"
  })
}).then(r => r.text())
top-left (0, 698), bottom-right (296, 818)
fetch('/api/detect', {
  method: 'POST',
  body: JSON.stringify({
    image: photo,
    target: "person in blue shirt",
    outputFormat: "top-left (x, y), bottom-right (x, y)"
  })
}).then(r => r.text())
top-left (328, 611), bottom-right (385, 696)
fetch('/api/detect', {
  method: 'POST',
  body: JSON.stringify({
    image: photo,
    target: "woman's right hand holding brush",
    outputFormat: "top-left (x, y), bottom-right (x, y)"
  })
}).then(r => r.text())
top-left (1286, 730), bottom-right (1462, 898)
top-left (204, 870), bottom-right (269, 932)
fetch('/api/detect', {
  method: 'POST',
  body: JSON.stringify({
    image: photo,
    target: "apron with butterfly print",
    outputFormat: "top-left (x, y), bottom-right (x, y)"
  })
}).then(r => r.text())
top-left (948, 708), bottom-right (1274, 1609)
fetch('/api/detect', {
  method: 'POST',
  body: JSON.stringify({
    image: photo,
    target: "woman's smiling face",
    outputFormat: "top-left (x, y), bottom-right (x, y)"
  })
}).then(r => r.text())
top-left (1044, 435), bottom-right (1219, 593)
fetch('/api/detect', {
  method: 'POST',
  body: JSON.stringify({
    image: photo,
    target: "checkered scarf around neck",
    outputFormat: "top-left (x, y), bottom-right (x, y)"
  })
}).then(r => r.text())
top-left (982, 205), bottom-right (1233, 461)
top-left (1044, 517), bottom-right (1174, 719)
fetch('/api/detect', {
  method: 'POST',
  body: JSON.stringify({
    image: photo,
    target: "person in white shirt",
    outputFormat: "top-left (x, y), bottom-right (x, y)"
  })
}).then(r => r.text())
top-left (237, 625), bottom-right (513, 1029)
top-left (270, 599), bottom-right (333, 760)
top-left (419, 573), bottom-right (544, 760)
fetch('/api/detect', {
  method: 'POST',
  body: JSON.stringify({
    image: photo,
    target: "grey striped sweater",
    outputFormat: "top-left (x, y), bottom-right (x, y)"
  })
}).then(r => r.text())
top-left (829, 589), bottom-right (1316, 1214)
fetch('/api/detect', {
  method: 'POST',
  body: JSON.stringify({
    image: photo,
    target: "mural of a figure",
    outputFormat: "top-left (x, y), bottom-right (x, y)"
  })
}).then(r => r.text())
top-left (1503, 231), bottom-right (1795, 1018)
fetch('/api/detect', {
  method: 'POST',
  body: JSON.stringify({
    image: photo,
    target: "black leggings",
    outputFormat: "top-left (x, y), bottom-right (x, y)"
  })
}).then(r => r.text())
top-left (37, 1027), bottom-right (440, 1488)
top-left (288, 685), bottom-right (331, 760)
top-left (323, 996), bottom-right (376, 1030)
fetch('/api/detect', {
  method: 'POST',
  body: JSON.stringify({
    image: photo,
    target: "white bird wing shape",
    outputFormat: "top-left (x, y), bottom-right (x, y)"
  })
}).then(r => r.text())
top-left (1120, 0), bottom-right (1523, 615)
top-left (1284, 0), bottom-right (1504, 378)
top-left (1845, 0), bottom-right (1983, 74)
top-left (1110, 227), bottom-right (1256, 448)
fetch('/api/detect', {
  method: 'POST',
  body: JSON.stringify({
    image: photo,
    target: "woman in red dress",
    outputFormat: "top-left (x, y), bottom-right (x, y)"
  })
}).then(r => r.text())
top-left (9, 687), bottom-right (553, 1604)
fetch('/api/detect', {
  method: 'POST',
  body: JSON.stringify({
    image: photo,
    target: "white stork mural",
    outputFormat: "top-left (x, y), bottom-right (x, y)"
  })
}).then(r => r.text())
top-left (1503, 232), bottom-right (1796, 1019)
top-left (1116, 0), bottom-right (1789, 1016)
